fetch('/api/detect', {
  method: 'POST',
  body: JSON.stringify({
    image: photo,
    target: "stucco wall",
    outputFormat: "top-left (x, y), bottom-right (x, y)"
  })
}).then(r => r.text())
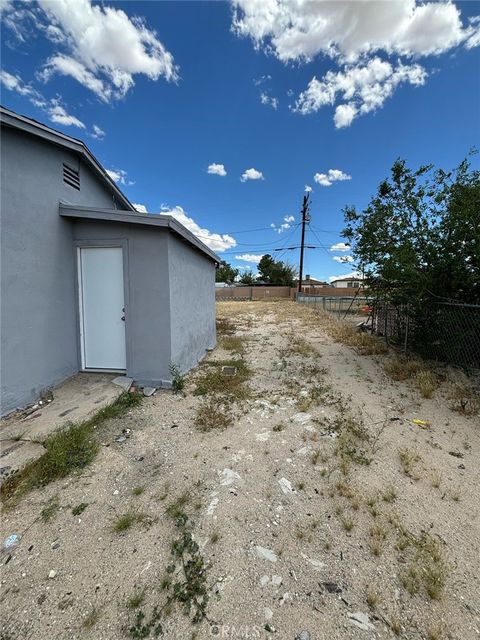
top-left (0, 127), bottom-right (121, 415)
top-left (168, 233), bottom-right (216, 374)
top-left (72, 220), bottom-right (172, 386)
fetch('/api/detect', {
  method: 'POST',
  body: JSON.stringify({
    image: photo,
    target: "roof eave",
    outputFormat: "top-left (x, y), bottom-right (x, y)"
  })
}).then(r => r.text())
top-left (59, 204), bottom-right (220, 264)
top-left (0, 106), bottom-right (134, 212)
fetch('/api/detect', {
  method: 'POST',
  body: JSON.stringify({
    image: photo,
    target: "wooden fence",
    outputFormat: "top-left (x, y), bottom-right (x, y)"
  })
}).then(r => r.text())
top-left (216, 286), bottom-right (363, 301)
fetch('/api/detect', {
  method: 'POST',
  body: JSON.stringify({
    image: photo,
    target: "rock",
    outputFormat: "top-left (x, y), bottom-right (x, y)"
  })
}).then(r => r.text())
top-left (115, 436), bottom-right (127, 444)
top-left (207, 495), bottom-right (219, 516)
top-left (255, 546), bottom-right (278, 562)
top-left (264, 607), bottom-right (273, 621)
top-left (347, 611), bottom-right (375, 631)
top-left (219, 468), bottom-right (241, 486)
top-left (278, 477), bottom-right (294, 494)
top-left (48, 570), bottom-right (57, 579)
top-left (292, 413), bottom-right (312, 424)
top-left (295, 632), bottom-right (311, 640)
top-left (51, 541), bottom-right (60, 550)
top-left (271, 575), bottom-right (283, 586)
top-left (112, 376), bottom-right (133, 391)
top-left (142, 387), bottom-right (156, 397)
top-left (301, 553), bottom-right (325, 570)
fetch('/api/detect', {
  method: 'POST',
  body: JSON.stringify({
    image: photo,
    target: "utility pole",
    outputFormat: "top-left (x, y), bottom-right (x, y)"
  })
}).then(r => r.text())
top-left (298, 193), bottom-right (310, 293)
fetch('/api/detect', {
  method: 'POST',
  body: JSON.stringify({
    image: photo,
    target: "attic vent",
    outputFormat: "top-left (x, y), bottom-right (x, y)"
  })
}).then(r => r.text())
top-left (63, 163), bottom-right (80, 190)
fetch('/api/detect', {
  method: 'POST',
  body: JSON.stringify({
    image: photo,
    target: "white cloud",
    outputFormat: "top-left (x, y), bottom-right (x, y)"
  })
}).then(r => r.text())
top-left (260, 92), bottom-right (279, 109)
top-left (39, 54), bottom-right (110, 101)
top-left (0, 69), bottom-right (92, 131)
top-left (253, 74), bottom-right (271, 86)
top-left (328, 270), bottom-right (362, 283)
top-left (314, 169), bottom-right (351, 187)
top-left (106, 168), bottom-right (134, 186)
top-left (331, 242), bottom-right (351, 252)
top-left (133, 203), bottom-right (147, 213)
top-left (207, 163), bottom-right (227, 176)
top-left (161, 205), bottom-right (237, 253)
top-left (334, 104), bottom-right (357, 129)
top-left (3, 0), bottom-right (179, 102)
top-left (241, 167), bottom-right (264, 182)
top-left (333, 255), bottom-right (354, 264)
top-left (232, 1), bottom-right (477, 128)
top-left (232, 1), bottom-right (475, 63)
top-left (271, 214), bottom-right (295, 234)
top-left (48, 103), bottom-right (85, 128)
top-left (91, 124), bottom-right (105, 139)
top-left (304, 184), bottom-right (313, 193)
top-left (234, 254), bottom-right (262, 264)
top-left (295, 58), bottom-right (427, 127)
top-left (0, 70), bottom-right (43, 101)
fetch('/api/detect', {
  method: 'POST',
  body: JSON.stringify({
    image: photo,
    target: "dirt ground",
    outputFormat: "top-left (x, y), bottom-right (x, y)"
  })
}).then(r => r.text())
top-left (1, 301), bottom-right (479, 640)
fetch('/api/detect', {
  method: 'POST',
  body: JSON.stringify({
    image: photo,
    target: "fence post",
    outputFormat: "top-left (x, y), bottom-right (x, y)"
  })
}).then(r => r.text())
top-left (404, 304), bottom-right (410, 352)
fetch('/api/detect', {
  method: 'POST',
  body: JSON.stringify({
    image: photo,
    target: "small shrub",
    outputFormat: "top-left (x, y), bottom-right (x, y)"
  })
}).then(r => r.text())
top-left (126, 588), bottom-right (146, 610)
top-left (384, 355), bottom-right (422, 381)
top-left (169, 362), bottom-right (185, 394)
top-left (449, 382), bottom-right (479, 416)
top-left (72, 502), bottom-right (88, 516)
top-left (194, 359), bottom-right (252, 398)
top-left (41, 497), bottom-right (59, 522)
top-left (221, 336), bottom-right (247, 355)
top-left (194, 398), bottom-right (233, 431)
top-left (112, 510), bottom-right (151, 534)
top-left (415, 370), bottom-right (437, 398)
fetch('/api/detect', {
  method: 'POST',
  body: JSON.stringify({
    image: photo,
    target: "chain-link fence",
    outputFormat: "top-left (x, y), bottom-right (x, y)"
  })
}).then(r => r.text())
top-left (373, 301), bottom-right (480, 369)
top-left (297, 293), bottom-right (370, 316)
top-left (298, 293), bottom-right (480, 370)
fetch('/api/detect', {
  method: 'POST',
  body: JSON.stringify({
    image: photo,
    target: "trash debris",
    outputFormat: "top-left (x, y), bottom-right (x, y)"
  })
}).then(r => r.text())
top-left (411, 419), bottom-right (430, 429)
top-left (222, 366), bottom-right (237, 376)
top-left (2, 534), bottom-right (19, 553)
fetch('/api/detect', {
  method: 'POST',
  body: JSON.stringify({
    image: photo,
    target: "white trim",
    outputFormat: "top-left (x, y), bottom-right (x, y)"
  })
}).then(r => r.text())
top-left (77, 247), bottom-right (86, 370)
top-left (77, 246), bottom-right (127, 372)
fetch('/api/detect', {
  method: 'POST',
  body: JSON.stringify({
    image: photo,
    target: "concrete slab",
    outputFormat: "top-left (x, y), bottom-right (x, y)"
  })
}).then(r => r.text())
top-left (0, 440), bottom-right (46, 483)
top-left (0, 373), bottom-right (123, 443)
top-left (112, 376), bottom-right (133, 391)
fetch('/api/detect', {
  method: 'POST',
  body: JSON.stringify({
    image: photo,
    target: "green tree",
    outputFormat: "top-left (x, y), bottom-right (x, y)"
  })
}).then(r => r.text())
top-left (343, 156), bottom-right (480, 305)
top-left (257, 254), bottom-right (297, 286)
top-left (257, 254), bottom-right (275, 282)
top-left (215, 260), bottom-right (238, 283)
top-left (239, 270), bottom-right (256, 285)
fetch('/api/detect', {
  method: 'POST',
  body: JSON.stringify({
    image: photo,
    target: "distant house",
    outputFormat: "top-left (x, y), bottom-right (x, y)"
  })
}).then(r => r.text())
top-left (301, 275), bottom-right (329, 291)
top-left (1, 106), bottom-right (219, 416)
top-left (330, 276), bottom-right (364, 289)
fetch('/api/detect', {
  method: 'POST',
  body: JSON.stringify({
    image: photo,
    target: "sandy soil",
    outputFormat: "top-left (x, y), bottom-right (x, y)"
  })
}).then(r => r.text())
top-left (1, 301), bottom-right (479, 640)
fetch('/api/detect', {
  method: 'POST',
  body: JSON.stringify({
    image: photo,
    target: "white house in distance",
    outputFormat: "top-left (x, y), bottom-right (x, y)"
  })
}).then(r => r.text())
top-left (331, 276), bottom-right (364, 289)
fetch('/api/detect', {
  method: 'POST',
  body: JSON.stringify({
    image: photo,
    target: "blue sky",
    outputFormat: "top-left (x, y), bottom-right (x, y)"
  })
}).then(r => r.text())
top-left (1, 0), bottom-right (479, 281)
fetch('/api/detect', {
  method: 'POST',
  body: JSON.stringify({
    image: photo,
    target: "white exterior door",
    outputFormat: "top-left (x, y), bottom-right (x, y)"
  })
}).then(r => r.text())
top-left (78, 247), bottom-right (126, 370)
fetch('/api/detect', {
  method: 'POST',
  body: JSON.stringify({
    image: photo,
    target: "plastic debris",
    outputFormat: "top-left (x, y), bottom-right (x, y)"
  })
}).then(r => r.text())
top-left (2, 534), bottom-right (19, 553)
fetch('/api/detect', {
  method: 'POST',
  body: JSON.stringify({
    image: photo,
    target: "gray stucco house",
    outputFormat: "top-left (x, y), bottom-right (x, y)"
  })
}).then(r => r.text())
top-left (1, 106), bottom-right (219, 416)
